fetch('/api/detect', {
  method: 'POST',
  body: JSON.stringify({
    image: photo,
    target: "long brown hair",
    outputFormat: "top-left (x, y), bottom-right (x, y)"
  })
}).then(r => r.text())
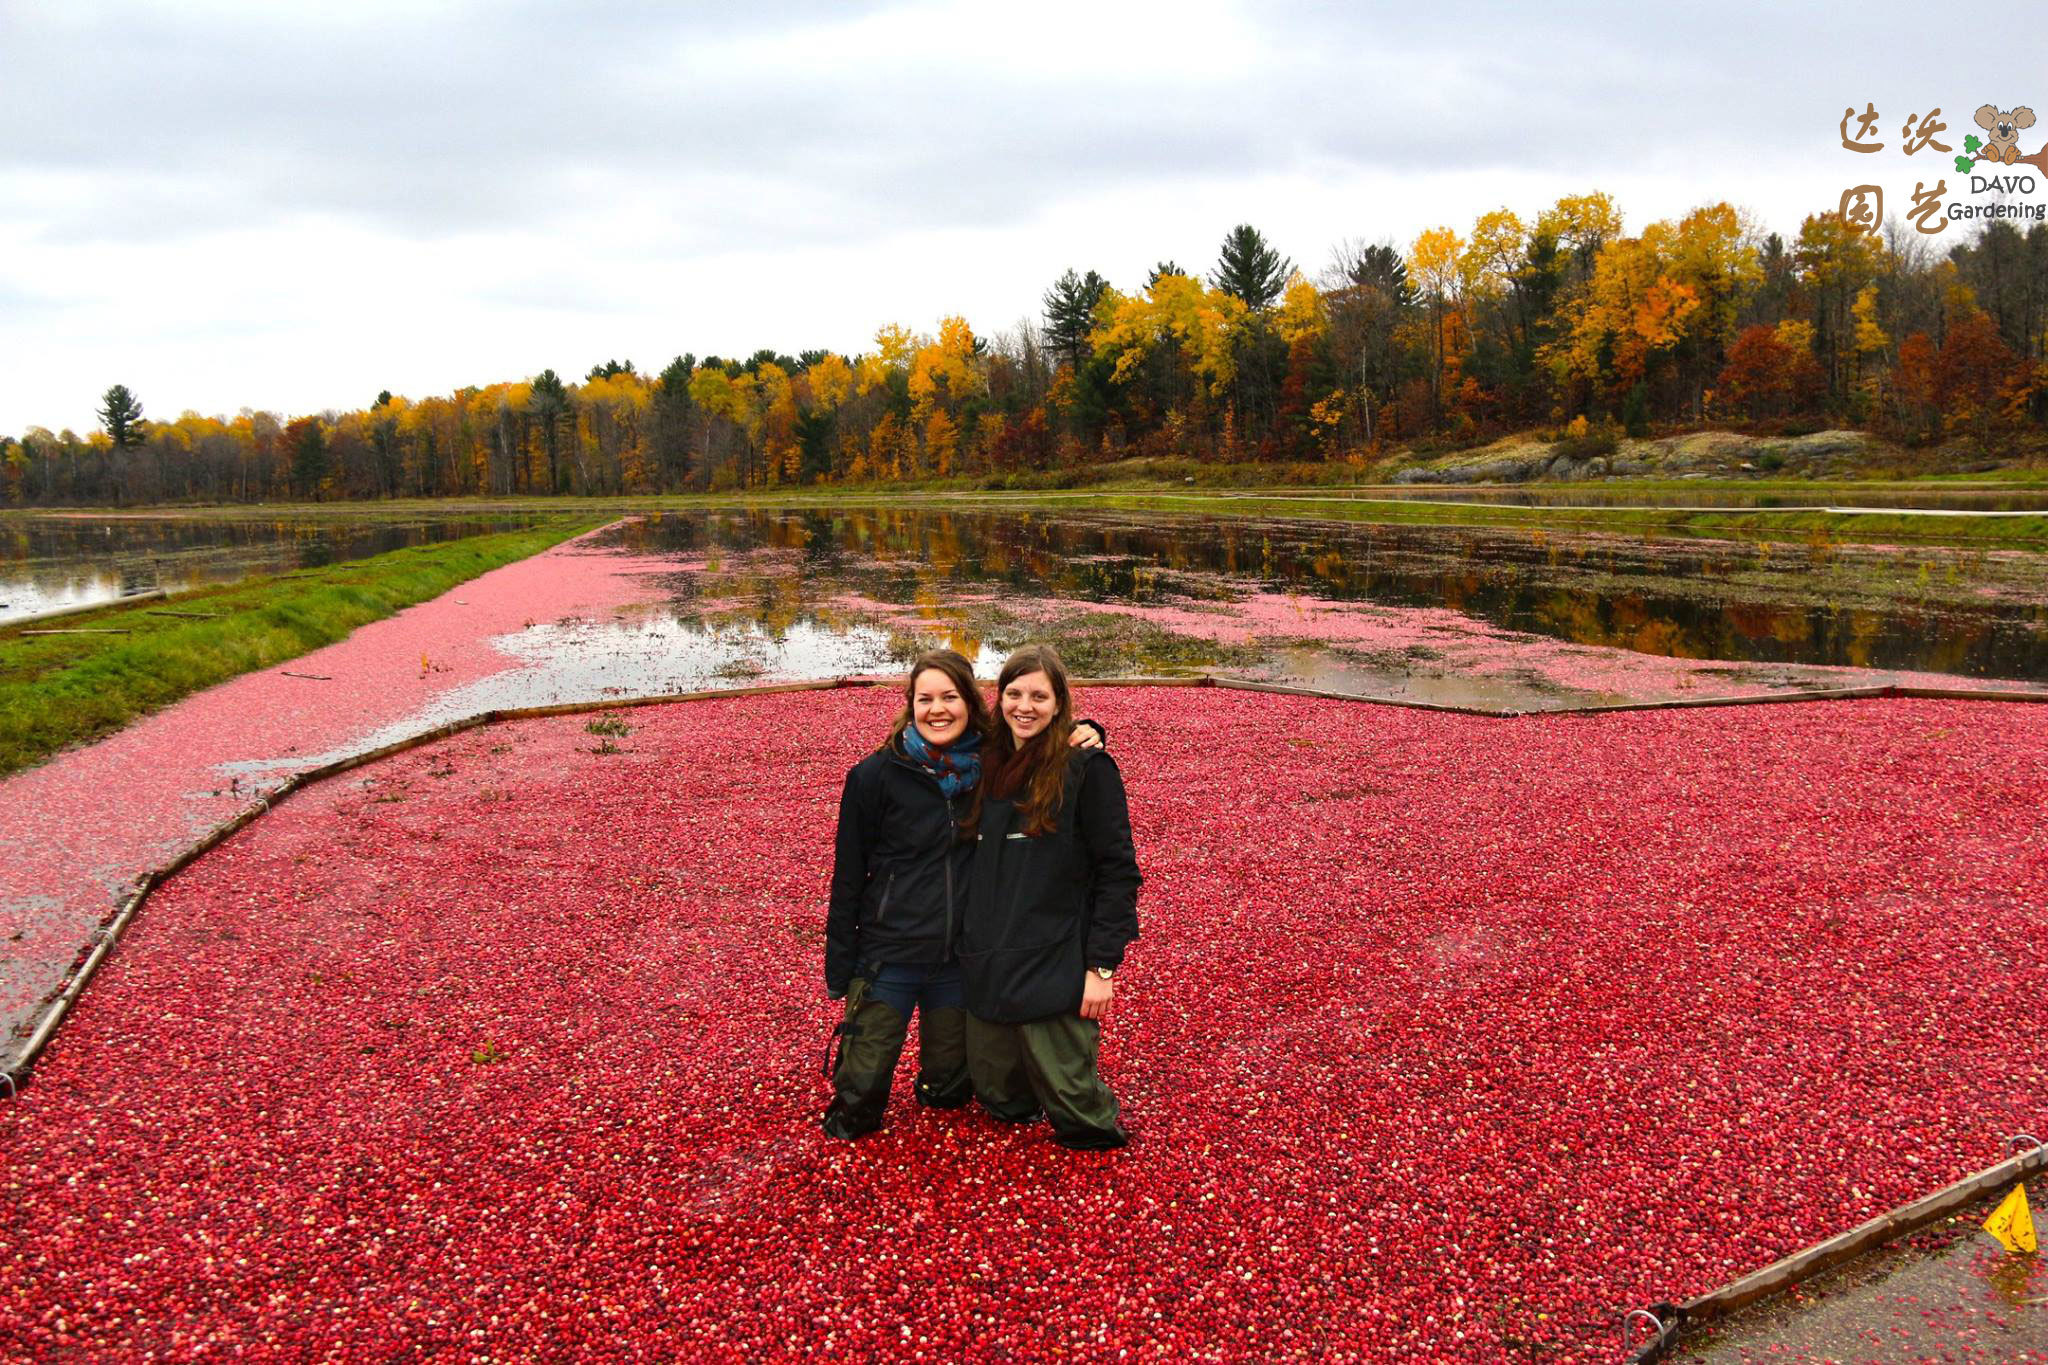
top-left (885, 649), bottom-right (992, 753)
top-left (985, 643), bottom-right (1075, 837)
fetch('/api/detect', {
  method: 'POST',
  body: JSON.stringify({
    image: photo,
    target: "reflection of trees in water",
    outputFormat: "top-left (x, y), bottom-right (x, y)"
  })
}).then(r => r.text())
top-left (600, 510), bottom-right (2048, 679)
top-left (2, 517), bottom-right (537, 603)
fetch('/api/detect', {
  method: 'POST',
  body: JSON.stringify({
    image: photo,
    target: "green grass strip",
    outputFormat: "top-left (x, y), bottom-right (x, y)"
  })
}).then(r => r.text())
top-left (125, 487), bottom-right (2040, 551)
top-left (1006, 492), bottom-right (2048, 550)
top-left (0, 520), bottom-right (596, 778)
top-left (26, 479), bottom-right (2045, 550)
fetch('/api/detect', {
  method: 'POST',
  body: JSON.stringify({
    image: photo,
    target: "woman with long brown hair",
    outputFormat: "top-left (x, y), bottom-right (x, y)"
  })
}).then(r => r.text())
top-left (960, 644), bottom-right (1141, 1151)
top-left (822, 649), bottom-right (1102, 1140)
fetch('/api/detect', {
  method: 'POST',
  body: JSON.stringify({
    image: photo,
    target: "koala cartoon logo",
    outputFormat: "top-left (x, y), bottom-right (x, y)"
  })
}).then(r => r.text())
top-left (1974, 104), bottom-right (2036, 164)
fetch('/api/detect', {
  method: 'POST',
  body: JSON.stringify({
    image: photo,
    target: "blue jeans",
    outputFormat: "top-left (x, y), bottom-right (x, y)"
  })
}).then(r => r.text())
top-left (822, 961), bottom-right (970, 1138)
top-left (864, 960), bottom-right (963, 1017)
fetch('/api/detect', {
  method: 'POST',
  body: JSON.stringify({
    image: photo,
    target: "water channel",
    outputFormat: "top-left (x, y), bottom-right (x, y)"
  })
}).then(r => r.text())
top-left (0, 513), bottom-right (541, 623)
top-left (583, 508), bottom-right (2048, 686)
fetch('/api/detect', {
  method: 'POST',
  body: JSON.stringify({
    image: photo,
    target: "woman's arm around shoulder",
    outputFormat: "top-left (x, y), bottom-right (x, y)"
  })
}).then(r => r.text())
top-left (1074, 749), bottom-right (1141, 972)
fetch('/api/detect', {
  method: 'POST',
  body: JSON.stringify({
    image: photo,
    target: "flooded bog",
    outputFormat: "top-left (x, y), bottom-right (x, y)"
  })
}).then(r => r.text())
top-left (531, 508), bottom-right (2048, 710)
top-left (0, 512), bottom-right (542, 622)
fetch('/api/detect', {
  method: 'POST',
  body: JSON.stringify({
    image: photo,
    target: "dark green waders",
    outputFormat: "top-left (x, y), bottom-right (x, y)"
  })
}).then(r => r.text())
top-left (822, 978), bottom-right (973, 1140)
top-left (965, 1013), bottom-right (1127, 1151)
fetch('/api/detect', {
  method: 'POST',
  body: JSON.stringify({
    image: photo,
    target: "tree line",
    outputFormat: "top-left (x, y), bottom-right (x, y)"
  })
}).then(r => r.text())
top-left (9, 195), bottom-right (2048, 505)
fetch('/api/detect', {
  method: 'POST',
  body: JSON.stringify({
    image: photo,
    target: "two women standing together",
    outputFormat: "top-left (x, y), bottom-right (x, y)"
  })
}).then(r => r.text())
top-left (823, 645), bottom-right (1142, 1151)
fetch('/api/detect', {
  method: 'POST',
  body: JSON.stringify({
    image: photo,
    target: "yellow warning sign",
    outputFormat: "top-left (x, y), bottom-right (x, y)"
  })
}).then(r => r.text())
top-left (1984, 1183), bottom-right (2036, 1254)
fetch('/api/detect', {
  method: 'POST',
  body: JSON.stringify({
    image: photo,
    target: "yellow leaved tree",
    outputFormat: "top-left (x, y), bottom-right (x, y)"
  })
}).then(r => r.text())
top-left (1851, 283), bottom-right (1890, 410)
top-left (807, 353), bottom-right (854, 411)
top-left (858, 323), bottom-right (919, 397)
top-left (1090, 271), bottom-right (1248, 399)
top-left (1408, 225), bottom-right (1466, 419)
top-left (1547, 215), bottom-right (1728, 406)
top-left (1275, 273), bottom-right (1328, 346)
top-left (909, 316), bottom-right (985, 417)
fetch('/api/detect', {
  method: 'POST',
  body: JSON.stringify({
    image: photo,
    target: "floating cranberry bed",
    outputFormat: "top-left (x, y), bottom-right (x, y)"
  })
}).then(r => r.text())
top-left (3, 688), bottom-right (2045, 1361)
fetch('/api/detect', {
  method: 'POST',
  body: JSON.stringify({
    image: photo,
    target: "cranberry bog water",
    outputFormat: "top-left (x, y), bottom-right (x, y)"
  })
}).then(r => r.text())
top-left (4, 504), bottom-right (2048, 1361)
top-left (3, 686), bottom-right (2044, 1361)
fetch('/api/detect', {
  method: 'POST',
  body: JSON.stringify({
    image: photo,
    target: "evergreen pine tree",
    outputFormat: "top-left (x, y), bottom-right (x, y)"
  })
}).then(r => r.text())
top-left (98, 384), bottom-right (145, 449)
top-left (1043, 268), bottom-right (1109, 371)
top-left (1210, 225), bottom-right (1293, 310)
top-left (1341, 244), bottom-right (1416, 307)
top-left (530, 369), bottom-right (571, 492)
top-left (290, 419), bottom-right (328, 497)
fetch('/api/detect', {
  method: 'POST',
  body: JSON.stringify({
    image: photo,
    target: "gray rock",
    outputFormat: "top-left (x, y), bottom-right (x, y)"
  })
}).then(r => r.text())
top-left (1382, 428), bottom-right (1890, 486)
top-left (1786, 430), bottom-right (1871, 460)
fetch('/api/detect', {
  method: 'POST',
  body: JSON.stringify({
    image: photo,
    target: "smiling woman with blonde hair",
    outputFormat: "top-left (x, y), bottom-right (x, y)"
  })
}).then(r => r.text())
top-left (960, 643), bottom-right (1142, 1151)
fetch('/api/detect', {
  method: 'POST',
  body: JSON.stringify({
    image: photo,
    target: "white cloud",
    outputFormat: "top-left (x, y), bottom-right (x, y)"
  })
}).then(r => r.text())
top-left (1, 0), bottom-right (2037, 431)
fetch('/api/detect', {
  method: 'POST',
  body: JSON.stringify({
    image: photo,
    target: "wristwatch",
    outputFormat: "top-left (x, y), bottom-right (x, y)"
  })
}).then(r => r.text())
top-left (1092, 966), bottom-right (1115, 981)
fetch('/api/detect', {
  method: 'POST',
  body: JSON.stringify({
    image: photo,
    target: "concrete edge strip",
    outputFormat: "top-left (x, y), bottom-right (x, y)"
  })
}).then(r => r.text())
top-left (1203, 675), bottom-right (2048, 716)
top-left (5, 673), bottom-right (2043, 1094)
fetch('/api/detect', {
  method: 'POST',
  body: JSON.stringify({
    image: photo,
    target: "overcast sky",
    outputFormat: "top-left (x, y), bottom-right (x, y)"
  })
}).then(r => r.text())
top-left (1, 1), bottom-right (2035, 433)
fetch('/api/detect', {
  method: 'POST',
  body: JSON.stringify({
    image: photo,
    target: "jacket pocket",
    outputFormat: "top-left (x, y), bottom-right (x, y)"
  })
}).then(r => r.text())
top-left (872, 871), bottom-right (897, 927)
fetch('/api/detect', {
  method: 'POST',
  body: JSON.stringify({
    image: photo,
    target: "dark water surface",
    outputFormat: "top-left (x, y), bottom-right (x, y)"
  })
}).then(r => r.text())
top-left (590, 509), bottom-right (2048, 684)
top-left (0, 514), bottom-right (541, 623)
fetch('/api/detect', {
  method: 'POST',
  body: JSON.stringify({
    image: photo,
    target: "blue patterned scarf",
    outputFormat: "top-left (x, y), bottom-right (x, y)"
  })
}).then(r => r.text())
top-left (901, 724), bottom-right (983, 797)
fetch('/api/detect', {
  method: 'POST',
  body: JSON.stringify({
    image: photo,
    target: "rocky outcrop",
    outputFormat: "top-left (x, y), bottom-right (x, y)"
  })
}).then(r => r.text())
top-left (1387, 430), bottom-right (1883, 485)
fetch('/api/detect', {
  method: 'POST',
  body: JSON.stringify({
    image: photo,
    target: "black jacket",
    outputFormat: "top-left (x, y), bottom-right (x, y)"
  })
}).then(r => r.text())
top-left (959, 748), bottom-right (1142, 1024)
top-left (825, 743), bottom-right (972, 997)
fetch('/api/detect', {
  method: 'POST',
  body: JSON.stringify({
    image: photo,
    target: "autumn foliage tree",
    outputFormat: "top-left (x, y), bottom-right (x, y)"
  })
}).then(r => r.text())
top-left (21, 192), bottom-right (2048, 508)
top-left (1935, 310), bottom-right (2018, 431)
top-left (1718, 325), bottom-right (1797, 419)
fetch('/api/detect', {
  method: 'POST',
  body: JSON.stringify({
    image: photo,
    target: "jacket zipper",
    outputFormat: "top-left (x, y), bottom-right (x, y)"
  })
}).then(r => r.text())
top-left (942, 794), bottom-right (956, 955)
top-left (875, 871), bottom-right (896, 926)
top-left (886, 752), bottom-right (959, 952)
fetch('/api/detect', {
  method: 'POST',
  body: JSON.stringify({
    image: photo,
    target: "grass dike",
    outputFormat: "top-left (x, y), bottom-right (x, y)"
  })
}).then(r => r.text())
top-left (1061, 489), bottom-right (2048, 550)
top-left (28, 443), bottom-right (2048, 554)
top-left (0, 519), bottom-right (596, 778)
top-left (177, 485), bottom-right (2048, 552)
